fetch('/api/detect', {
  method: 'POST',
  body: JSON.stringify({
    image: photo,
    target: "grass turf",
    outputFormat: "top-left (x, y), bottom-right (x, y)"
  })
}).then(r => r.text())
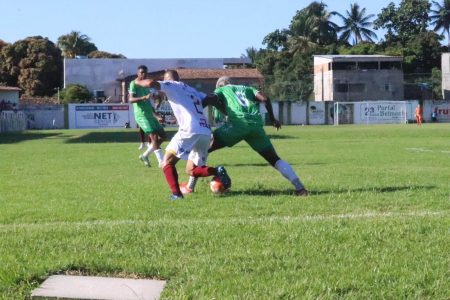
top-left (0, 124), bottom-right (449, 299)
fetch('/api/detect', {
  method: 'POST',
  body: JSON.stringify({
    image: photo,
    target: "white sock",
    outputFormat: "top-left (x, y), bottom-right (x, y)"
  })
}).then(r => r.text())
top-left (146, 142), bottom-right (151, 149)
top-left (187, 176), bottom-right (198, 191)
top-left (143, 147), bottom-right (154, 157)
top-left (274, 159), bottom-right (304, 190)
top-left (154, 149), bottom-right (163, 165)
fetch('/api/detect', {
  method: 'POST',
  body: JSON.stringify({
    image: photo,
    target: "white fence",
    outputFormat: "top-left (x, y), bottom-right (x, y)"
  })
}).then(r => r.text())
top-left (21, 105), bottom-right (65, 129)
top-left (2, 100), bottom-right (448, 132)
top-left (0, 111), bottom-right (27, 132)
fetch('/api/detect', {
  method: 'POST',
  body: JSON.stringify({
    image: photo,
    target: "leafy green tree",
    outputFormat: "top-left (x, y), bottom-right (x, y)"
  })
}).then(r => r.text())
top-left (334, 3), bottom-right (378, 44)
top-left (87, 50), bottom-right (126, 58)
top-left (338, 41), bottom-right (381, 55)
top-left (0, 36), bottom-right (62, 95)
top-left (59, 84), bottom-right (91, 103)
top-left (374, 0), bottom-right (431, 46)
top-left (57, 31), bottom-right (97, 58)
top-left (431, 67), bottom-right (442, 99)
top-left (430, 0), bottom-right (450, 47)
top-left (241, 47), bottom-right (258, 67)
top-left (262, 29), bottom-right (289, 51)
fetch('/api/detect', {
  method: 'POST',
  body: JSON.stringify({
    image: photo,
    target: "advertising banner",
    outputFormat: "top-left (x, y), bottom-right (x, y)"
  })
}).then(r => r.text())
top-left (424, 100), bottom-right (450, 122)
top-left (308, 102), bottom-right (326, 125)
top-left (68, 104), bottom-right (134, 129)
top-left (352, 101), bottom-right (415, 124)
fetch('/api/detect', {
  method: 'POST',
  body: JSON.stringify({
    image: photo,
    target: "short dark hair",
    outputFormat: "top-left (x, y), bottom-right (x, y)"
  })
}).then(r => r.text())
top-left (164, 69), bottom-right (180, 81)
top-left (137, 65), bottom-right (148, 72)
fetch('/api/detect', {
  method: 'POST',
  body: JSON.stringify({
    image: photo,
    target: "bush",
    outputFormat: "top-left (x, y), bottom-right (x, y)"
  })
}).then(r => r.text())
top-left (60, 84), bottom-right (91, 103)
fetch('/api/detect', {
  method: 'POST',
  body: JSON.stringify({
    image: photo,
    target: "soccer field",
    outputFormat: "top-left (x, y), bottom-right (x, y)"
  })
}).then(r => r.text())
top-left (0, 124), bottom-right (449, 299)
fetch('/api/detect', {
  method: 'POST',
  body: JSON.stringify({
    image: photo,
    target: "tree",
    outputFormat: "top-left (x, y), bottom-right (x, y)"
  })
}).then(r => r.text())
top-left (430, 0), bottom-right (450, 47)
top-left (57, 31), bottom-right (97, 58)
top-left (262, 29), bottom-right (289, 51)
top-left (241, 47), bottom-right (258, 66)
top-left (334, 3), bottom-right (378, 45)
top-left (87, 50), bottom-right (126, 58)
top-left (297, 1), bottom-right (339, 45)
top-left (0, 36), bottom-right (62, 96)
top-left (374, 0), bottom-right (431, 46)
top-left (59, 84), bottom-right (91, 103)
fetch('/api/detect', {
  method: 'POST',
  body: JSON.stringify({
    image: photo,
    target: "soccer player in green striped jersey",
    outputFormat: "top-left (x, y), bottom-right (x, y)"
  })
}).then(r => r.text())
top-left (129, 65), bottom-right (165, 167)
top-left (183, 76), bottom-right (308, 196)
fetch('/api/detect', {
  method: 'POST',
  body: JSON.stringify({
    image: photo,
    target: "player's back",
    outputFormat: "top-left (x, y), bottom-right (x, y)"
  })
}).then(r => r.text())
top-left (158, 80), bottom-right (211, 137)
top-left (215, 85), bottom-right (263, 126)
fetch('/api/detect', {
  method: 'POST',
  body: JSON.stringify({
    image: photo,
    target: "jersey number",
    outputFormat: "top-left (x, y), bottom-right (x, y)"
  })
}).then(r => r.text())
top-left (236, 91), bottom-right (250, 108)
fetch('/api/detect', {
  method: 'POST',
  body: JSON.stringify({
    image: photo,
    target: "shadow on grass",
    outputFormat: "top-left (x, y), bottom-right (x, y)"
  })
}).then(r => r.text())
top-left (227, 185), bottom-right (436, 197)
top-left (311, 185), bottom-right (436, 196)
top-left (0, 132), bottom-right (62, 144)
top-left (65, 130), bottom-right (176, 144)
top-left (266, 133), bottom-right (296, 140)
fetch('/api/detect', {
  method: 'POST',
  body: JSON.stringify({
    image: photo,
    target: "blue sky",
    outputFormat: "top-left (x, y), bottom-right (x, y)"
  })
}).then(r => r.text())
top-left (1, 0), bottom-right (401, 58)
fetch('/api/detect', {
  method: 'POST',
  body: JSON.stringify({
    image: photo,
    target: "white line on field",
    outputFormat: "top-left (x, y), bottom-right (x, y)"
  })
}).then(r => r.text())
top-left (0, 211), bottom-right (448, 232)
top-left (406, 148), bottom-right (450, 154)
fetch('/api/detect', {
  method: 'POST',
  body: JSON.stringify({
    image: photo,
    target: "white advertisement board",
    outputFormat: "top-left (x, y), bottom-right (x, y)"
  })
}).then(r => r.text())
top-left (308, 102), bottom-right (326, 125)
top-left (68, 104), bottom-right (135, 129)
top-left (424, 100), bottom-right (450, 122)
top-left (353, 101), bottom-right (415, 124)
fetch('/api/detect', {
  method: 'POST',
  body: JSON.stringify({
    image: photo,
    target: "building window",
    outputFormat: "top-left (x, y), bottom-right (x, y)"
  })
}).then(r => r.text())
top-left (380, 61), bottom-right (402, 70)
top-left (349, 83), bottom-right (365, 93)
top-left (357, 61), bottom-right (379, 70)
top-left (332, 62), bottom-right (357, 70)
top-left (334, 83), bottom-right (365, 93)
top-left (334, 83), bottom-right (348, 93)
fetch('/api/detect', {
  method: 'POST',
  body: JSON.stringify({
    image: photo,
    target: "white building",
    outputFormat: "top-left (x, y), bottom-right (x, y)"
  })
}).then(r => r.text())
top-left (314, 55), bottom-right (404, 101)
top-left (64, 58), bottom-right (250, 103)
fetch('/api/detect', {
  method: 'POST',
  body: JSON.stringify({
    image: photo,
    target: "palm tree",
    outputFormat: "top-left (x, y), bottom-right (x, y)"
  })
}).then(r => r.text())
top-left (334, 3), bottom-right (378, 45)
top-left (430, 0), bottom-right (450, 47)
top-left (289, 1), bottom-right (339, 47)
top-left (57, 31), bottom-right (93, 58)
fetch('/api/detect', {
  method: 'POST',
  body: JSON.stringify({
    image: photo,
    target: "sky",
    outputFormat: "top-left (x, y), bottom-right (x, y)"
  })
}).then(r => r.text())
top-left (1, 0), bottom-right (402, 59)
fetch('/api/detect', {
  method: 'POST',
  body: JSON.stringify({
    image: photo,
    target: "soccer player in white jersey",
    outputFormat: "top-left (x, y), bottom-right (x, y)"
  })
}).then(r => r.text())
top-left (135, 70), bottom-right (231, 200)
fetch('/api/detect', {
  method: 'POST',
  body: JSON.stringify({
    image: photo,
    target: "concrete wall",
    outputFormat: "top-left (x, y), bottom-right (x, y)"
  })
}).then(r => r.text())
top-left (64, 58), bottom-right (238, 103)
top-left (442, 53), bottom-right (450, 99)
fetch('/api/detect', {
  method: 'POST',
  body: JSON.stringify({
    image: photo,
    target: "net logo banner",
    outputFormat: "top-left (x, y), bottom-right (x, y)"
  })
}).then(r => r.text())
top-left (69, 104), bottom-right (134, 129)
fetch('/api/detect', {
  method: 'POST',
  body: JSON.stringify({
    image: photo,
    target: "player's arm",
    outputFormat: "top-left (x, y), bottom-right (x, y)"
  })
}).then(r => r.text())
top-left (202, 94), bottom-right (227, 115)
top-left (128, 81), bottom-right (150, 103)
top-left (255, 91), bottom-right (281, 130)
top-left (135, 79), bottom-right (162, 91)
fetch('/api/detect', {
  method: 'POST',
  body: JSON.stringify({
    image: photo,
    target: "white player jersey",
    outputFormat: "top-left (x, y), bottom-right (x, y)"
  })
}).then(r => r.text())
top-left (158, 80), bottom-right (211, 137)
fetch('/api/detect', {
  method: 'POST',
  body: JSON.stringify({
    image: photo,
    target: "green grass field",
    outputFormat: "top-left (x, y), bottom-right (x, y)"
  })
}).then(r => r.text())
top-left (1, 124), bottom-right (449, 299)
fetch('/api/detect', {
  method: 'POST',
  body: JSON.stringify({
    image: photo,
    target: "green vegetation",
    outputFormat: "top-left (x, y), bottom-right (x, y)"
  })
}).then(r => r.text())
top-left (59, 84), bottom-right (91, 103)
top-left (0, 124), bottom-right (449, 299)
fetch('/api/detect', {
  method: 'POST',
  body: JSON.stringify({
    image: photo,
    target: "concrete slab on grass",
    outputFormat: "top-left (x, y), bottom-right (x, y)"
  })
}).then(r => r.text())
top-left (31, 275), bottom-right (166, 300)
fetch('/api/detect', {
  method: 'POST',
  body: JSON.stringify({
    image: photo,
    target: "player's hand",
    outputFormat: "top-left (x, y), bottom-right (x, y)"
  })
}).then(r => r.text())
top-left (272, 120), bottom-right (281, 130)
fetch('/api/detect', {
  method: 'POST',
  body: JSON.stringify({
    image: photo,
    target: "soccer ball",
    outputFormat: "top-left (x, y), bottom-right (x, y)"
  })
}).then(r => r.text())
top-left (210, 177), bottom-right (225, 194)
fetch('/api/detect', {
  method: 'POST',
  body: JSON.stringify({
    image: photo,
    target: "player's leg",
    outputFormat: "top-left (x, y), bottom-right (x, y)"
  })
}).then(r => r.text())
top-left (138, 126), bottom-right (146, 150)
top-left (182, 135), bottom-right (231, 193)
top-left (162, 132), bottom-right (184, 199)
top-left (248, 128), bottom-right (308, 196)
top-left (143, 118), bottom-right (166, 167)
top-left (162, 152), bottom-right (182, 200)
top-left (136, 117), bottom-right (153, 166)
top-left (149, 128), bottom-right (165, 167)
top-left (188, 126), bottom-right (239, 192)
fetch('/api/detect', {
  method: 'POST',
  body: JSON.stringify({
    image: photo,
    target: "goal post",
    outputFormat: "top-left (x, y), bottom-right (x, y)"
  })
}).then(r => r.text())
top-left (333, 101), bottom-right (408, 125)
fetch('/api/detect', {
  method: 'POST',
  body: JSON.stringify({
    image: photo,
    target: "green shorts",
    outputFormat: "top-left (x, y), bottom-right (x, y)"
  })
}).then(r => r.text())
top-left (135, 113), bottom-right (164, 135)
top-left (213, 122), bottom-right (274, 153)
